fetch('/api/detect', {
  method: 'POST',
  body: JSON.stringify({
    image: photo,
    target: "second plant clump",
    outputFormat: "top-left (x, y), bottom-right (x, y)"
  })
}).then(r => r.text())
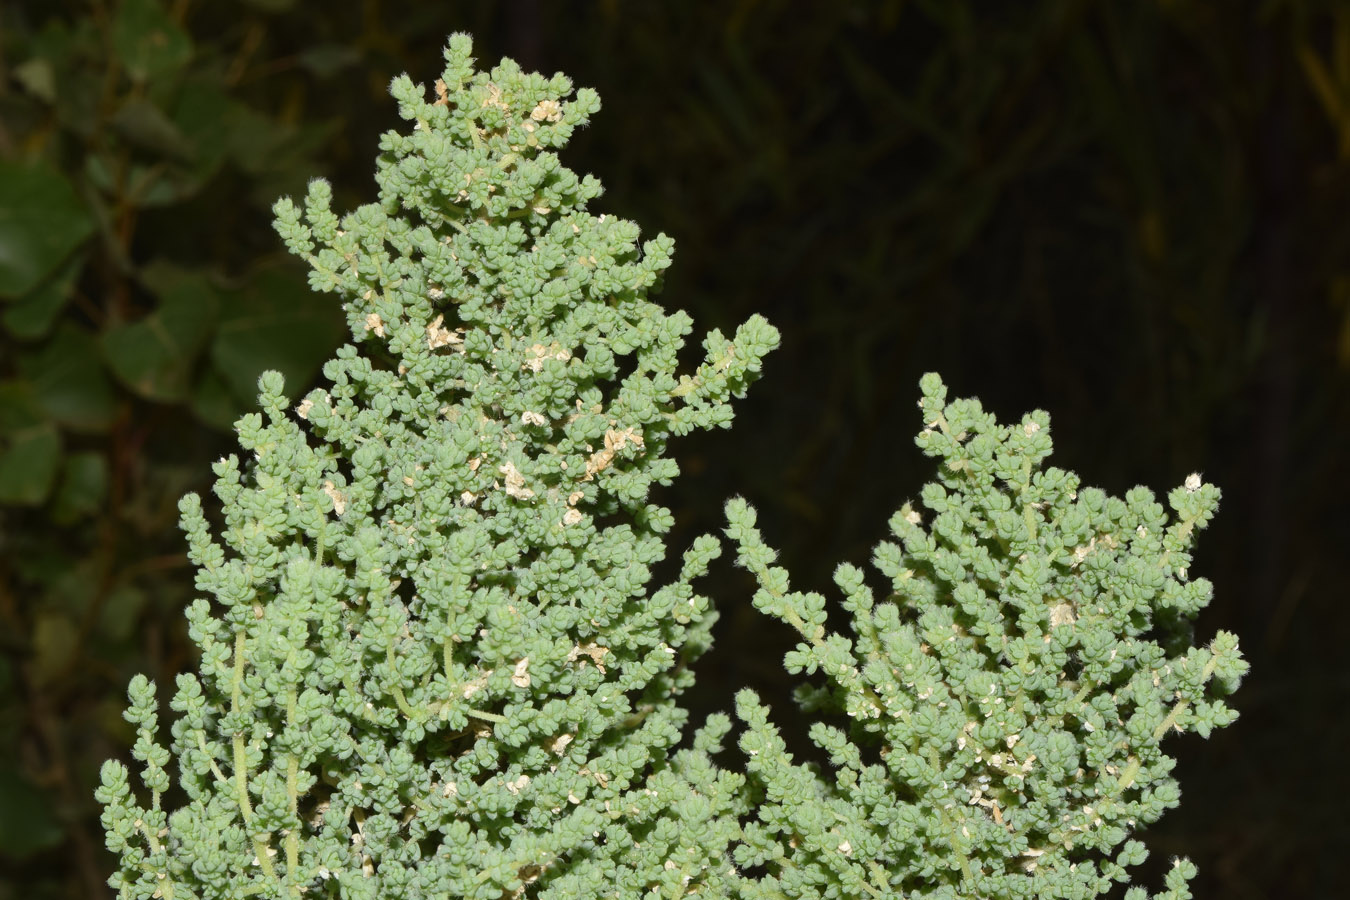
top-left (96, 35), bottom-right (1246, 900)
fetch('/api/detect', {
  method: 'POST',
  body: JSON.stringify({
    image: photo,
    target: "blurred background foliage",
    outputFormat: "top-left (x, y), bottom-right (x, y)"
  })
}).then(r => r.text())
top-left (1, 1), bottom-right (1344, 897)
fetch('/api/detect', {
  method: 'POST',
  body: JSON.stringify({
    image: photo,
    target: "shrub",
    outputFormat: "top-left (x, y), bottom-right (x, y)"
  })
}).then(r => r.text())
top-left (98, 36), bottom-right (1245, 900)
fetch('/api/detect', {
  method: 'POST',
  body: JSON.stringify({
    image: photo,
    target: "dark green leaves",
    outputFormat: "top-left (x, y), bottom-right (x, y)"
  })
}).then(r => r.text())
top-left (52, 451), bottom-right (109, 523)
top-left (111, 97), bottom-right (195, 162)
top-left (2, 253), bottom-right (83, 340)
top-left (0, 769), bottom-right (66, 860)
top-left (0, 368), bottom-right (68, 506)
top-left (0, 161), bottom-right (95, 299)
top-left (112, 0), bottom-right (192, 84)
top-left (103, 263), bottom-right (219, 403)
top-left (209, 267), bottom-right (345, 409)
top-left (96, 261), bottom-right (341, 419)
top-left (23, 324), bottom-right (119, 431)
top-left (0, 423), bottom-right (62, 506)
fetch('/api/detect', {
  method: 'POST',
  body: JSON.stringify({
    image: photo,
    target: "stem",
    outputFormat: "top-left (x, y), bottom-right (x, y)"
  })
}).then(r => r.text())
top-left (920, 743), bottom-right (978, 886)
top-left (1113, 756), bottom-right (1141, 795)
top-left (232, 733), bottom-right (253, 821)
top-left (1023, 503), bottom-right (1039, 542)
top-left (285, 754), bottom-right (300, 893)
top-left (229, 632), bottom-right (279, 882)
top-left (387, 640), bottom-right (421, 719)
top-left (197, 733), bottom-right (228, 786)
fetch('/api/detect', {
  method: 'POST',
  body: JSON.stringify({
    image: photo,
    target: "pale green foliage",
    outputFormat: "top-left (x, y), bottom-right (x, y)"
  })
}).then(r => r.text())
top-left (97, 35), bottom-right (1244, 900)
top-left (98, 34), bottom-right (773, 899)
top-left (723, 373), bottom-right (1247, 900)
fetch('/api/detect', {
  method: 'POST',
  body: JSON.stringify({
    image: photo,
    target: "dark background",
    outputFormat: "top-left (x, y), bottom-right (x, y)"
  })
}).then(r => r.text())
top-left (2, 1), bottom-right (1345, 897)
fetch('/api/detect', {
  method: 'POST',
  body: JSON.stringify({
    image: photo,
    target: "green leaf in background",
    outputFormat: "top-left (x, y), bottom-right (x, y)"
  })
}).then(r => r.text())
top-left (223, 103), bottom-right (341, 197)
top-left (51, 451), bottom-right (108, 523)
top-left (298, 44), bottom-right (362, 77)
top-left (0, 380), bottom-right (46, 434)
top-left (102, 262), bottom-right (220, 402)
top-left (132, 164), bottom-right (192, 208)
top-left (31, 610), bottom-right (77, 686)
top-left (2, 253), bottom-right (84, 341)
top-left (12, 19), bottom-right (85, 113)
top-left (189, 366), bottom-right (241, 431)
top-left (0, 424), bottom-right (62, 506)
top-left (210, 266), bottom-right (344, 406)
top-left (35, 556), bottom-right (99, 620)
top-left (97, 583), bottom-right (149, 644)
top-left (0, 161), bottom-right (95, 299)
top-left (111, 96), bottom-right (195, 161)
top-left (26, 18), bottom-right (103, 138)
top-left (12, 56), bottom-right (57, 103)
top-left (82, 152), bottom-right (118, 197)
top-left (171, 76), bottom-right (236, 180)
top-left (0, 768), bottom-right (65, 861)
top-left (96, 696), bottom-right (136, 747)
top-left (224, 103), bottom-right (300, 176)
top-left (112, 0), bottom-right (192, 84)
top-left (84, 153), bottom-right (185, 209)
top-left (20, 323), bottom-right (119, 432)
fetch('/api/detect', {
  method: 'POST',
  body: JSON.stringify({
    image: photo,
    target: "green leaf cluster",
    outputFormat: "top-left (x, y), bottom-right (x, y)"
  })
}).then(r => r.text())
top-left (0, 1), bottom-right (359, 891)
top-left (97, 35), bottom-right (1244, 900)
top-left (100, 34), bottom-right (775, 899)
top-left (724, 374), bottom-right (1245, 900)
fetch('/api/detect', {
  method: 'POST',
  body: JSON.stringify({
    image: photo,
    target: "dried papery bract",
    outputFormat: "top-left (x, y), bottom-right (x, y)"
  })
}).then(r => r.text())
top-left (97, 33), bottom-right (775, 900)
top-left (724, 372), bottom-right (1247, 900)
